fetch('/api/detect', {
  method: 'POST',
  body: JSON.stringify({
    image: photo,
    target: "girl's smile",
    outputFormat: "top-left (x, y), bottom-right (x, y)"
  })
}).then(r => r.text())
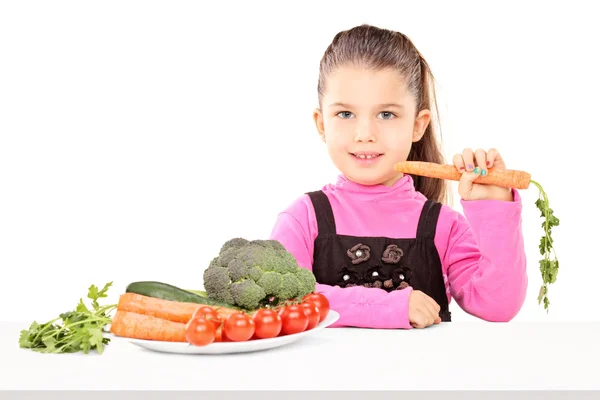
top-left (350, 151), bottom-right (384, 166)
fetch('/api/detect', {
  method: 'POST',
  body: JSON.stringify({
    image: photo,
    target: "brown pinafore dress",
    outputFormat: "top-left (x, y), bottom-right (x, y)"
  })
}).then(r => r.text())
top-left (306, 190), bottom-right (451, 322)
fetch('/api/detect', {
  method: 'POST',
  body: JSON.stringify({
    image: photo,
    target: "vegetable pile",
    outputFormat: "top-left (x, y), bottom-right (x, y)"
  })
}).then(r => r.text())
top-left (110, 282), bottom-right (330, 346)
top-left (394, 161), bottom-right (560, 311)
top-left (19, 237), bottom-right (331, 353)
top-left (110, 238), bottom-right (327, 346)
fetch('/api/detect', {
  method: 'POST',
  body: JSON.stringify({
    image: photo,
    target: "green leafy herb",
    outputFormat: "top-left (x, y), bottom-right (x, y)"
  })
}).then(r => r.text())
top-left (530, 180), bottom-right (560, 311)
top-left (19, 282), bottom-right (117, 354)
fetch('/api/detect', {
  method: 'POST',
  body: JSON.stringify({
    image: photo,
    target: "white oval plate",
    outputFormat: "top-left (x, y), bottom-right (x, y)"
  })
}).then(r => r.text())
top-left (112, 310), bottom-right (339, 354)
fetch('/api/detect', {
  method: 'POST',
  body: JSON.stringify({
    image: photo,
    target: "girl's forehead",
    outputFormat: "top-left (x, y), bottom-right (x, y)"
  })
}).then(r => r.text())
top-left (324, 66), bottom-right (411, 105)
top-left (328, 65), bottom-right (405, 84)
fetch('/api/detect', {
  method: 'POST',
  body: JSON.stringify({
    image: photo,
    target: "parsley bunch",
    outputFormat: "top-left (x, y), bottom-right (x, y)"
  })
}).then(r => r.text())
top-left (19, 282), bottom-right (117, 354)
top-left (530, 180), bottom-right (560, 311)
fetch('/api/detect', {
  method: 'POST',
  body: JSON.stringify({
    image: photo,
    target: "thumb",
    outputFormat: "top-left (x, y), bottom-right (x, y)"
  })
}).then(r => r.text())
top-left (458, 169), bottom-right (482, 200)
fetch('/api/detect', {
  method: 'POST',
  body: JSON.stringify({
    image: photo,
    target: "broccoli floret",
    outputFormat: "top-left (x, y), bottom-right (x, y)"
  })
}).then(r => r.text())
top-left (248, 266), bottom-right (263, 281)
top-left (276, 251), bottom-right (300, 274)
top-left (219, 237), bottom-right (249, 254)
top-left (253, 239), bottom-right (299, 273)
top-left (276, 272), bottom-right (299, 300)
top-left (202, 266), bottom-right (235, 304)
top-left (296, 267), bottom-right (317, 298)
top-left (202, 238), bottom-right (317, 310)
top-left (238, 243), bottom-right (279, 272)
top-left (253, 239), bottom-right (285, 252)
top-left (208, 256), bottom-right (220, 269)
top-left (218, 247), bottom-right (239, 268)
top-left (230, 280), bottom-right (266, 310)
top-left (227, 259), bottom-right (250, 282)
top-left (257, 271), bottom-right (283, 295)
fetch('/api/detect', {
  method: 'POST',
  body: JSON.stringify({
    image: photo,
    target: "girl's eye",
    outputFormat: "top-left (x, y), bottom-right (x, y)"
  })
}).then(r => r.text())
top-left (379, 111), bottom-right (395, 120)
top-left (337, 111), bottom-right (354, 119)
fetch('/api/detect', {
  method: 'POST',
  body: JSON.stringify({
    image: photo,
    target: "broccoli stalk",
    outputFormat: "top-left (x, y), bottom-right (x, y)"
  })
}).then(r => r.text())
top-left (202, 238), bottom-right (316, 311)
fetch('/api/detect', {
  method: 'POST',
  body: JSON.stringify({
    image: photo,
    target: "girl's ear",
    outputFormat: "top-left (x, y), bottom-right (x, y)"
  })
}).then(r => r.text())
top-left (412, 109), bottom-right (431, 142)
top-left (313, 108), bottom-right (326, 142)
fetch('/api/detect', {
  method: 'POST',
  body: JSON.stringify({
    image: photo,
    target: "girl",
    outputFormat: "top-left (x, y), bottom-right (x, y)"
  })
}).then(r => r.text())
top-left (269, 24), bottom-right (527, 329)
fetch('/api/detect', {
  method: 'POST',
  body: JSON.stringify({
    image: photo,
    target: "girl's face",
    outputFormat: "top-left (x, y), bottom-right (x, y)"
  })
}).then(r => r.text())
top-left (314, 65), bottom-right (431, 186)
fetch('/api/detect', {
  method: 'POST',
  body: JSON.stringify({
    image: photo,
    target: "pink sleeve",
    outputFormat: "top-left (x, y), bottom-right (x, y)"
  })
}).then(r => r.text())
top-left (443, 189), bottom-right (528, 322)
top-left (269, 205), bottom-right (414, 330)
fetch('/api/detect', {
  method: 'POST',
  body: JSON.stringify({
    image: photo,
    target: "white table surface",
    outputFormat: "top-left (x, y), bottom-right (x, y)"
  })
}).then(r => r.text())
top-left (2, 320), bottom-right (599, 391)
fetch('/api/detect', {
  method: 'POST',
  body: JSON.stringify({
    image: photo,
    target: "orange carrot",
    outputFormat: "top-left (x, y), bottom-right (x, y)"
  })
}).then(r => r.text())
top-left (110, 310), bottom-right (187, 342)
top-left (116, 292), bottom-right (239, 324)
top-left (394, 161), bottom-right (531, 189)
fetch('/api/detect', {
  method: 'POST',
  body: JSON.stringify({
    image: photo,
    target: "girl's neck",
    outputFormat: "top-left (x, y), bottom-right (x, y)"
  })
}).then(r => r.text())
top-left (333, 173), bottom-right (417, 199)
top-left (381, 172), bottom-right (404, 187)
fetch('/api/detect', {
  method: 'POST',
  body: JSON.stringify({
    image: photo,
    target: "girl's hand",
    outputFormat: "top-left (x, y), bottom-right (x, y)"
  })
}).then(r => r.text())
top-left (408, 290), bottom-right (441, 329)
top-left (452, 148), bottom-right (514, 202)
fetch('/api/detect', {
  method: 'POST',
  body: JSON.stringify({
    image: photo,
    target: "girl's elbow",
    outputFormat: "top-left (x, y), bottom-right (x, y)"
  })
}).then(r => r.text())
top-left (481, 288), bottom-right (527, 322)
top-left (463, 281), bottom-right (528, 322)
top-left (481, 304), bottom-right (522, 322)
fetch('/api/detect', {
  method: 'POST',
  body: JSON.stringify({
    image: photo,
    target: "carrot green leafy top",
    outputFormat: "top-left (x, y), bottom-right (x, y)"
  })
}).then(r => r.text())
top-left (530, 180), bottom-right (560, 311)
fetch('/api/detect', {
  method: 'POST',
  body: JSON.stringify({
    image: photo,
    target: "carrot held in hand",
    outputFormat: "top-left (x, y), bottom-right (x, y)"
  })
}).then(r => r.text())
top-left (394, 161), bottom-right (531, 189)
top-left (394, 160), bottom-right (559, 312)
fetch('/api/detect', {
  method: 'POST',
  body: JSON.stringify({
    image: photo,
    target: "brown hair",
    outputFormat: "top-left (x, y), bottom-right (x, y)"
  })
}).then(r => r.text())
top-left (317, 24), bottom-right (449, 204)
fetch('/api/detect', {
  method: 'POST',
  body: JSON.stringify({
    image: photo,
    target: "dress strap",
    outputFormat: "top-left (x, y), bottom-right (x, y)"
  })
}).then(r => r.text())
top-left (306, 190), bottom-right (337, 235)
top-left (416, 199), bottom-right (442, 240)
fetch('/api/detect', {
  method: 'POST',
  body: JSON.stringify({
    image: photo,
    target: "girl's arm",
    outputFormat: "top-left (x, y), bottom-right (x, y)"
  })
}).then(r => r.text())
top-left (441, 189), bottom-right (528, 321)
top-left (270, 212), bottom-right (414, 329)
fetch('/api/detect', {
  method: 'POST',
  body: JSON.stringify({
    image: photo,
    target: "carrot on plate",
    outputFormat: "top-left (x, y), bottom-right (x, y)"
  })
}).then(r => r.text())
top-left (110, 310), bottom-right (187, 342)
top-left (117, 292), bottom-right (238, 324)
top-left (393, 161), bottom-right (531, 189)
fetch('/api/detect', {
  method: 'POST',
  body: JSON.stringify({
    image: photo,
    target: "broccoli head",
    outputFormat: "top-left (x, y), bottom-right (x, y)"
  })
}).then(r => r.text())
top-left (202, 238), bottom-right (317, 310)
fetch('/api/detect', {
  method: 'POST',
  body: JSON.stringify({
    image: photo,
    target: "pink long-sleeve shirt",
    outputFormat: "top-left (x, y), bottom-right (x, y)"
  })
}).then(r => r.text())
top-left (269, 174), bottom-right (528, 329)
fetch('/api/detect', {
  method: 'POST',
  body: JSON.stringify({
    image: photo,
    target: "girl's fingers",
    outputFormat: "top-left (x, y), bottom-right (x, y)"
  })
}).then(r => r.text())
top-left (474, 148), bottom-right (488, 176)
top-left (486, 148), bottom-right (498, 169)
top-left (418, 309), bottom-right (433, 328)
top-left (415, 306), bottom-right (433, 328)
top-left (453, 153), bottom-right (466, 172)
top-left (423, 292), bottom-right (441, 314)
top-left (411, 311), bottom-right (429, 328)
top-left (424, 301), bottom-right (439, 324)
top-left (424, 295), bottom-right (442, 324)
top-left (461, 148), bottom-right (475, 171)
top-left (487, 147), bottom-right (507, 171)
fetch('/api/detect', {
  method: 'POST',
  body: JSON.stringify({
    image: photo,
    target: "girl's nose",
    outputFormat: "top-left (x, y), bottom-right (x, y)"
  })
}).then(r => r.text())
top-left (354, 119), bottom-right (377, 143)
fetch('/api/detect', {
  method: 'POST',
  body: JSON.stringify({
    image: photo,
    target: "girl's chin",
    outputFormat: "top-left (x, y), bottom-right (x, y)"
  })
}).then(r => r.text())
top-left (344, 171), bottom-right (400, 186)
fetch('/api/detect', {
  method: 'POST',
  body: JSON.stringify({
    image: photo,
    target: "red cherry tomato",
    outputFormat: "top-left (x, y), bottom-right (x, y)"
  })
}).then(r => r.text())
top-left (301, 301), bottom-right (320, 330)
top-left (279, 305), bottom-right (309, 335)
top-left (303, 293), bottom-right (330, 322)
top-left (224, 313), bottom-right (255, 342)
top-left (252, 309), bottom-right (282, 339)
top-left (185, 317), bottom-right (216, 346)
top-left (193, 306), bottom-right (222, 329)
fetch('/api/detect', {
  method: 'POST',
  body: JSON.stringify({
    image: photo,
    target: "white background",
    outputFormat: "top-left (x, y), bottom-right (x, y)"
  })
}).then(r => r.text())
top-left (1, 0), bottom-right (598, 323)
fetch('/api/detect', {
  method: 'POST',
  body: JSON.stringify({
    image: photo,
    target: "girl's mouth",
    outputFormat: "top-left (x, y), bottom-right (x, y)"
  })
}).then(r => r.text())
top-left (350, 152), bottom-right (383, 165)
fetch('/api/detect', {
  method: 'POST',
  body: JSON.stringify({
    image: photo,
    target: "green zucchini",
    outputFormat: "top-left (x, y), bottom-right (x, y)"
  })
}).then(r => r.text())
top-left (125, 281), bottom-right (237, 309)
top-left (185, 289), bottom-right (208, 297)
